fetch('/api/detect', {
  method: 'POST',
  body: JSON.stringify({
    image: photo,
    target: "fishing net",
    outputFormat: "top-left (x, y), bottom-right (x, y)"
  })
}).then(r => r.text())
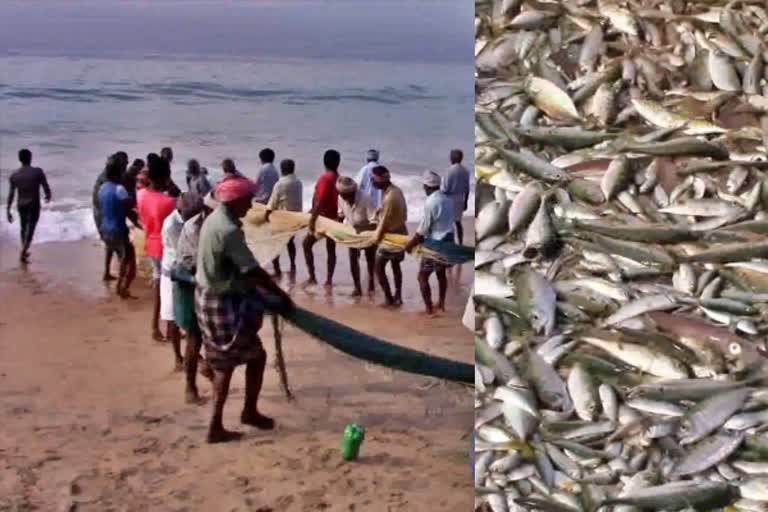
top-left (283, 306), bottom-right (473, 384)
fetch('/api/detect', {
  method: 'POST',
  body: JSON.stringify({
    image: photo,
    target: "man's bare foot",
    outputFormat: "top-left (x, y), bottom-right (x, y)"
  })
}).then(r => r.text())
top-left (351, 288), bottom-right (363, 298)
top-left (19, 252), bottom-right (29, 263)
top-left (152, 330), bottom-right (165, 342)
top-left (103, 274), bottom-right (117, 282)
top-left (379, 300), bottom-right (397, 309)
top-left (174, 359), bottom-right (184, 372)
top-left (394, 296), bottom-right (403, 307)
top-left (437, 303), bottom-right (447, 312)
top-left (302, 278), bottom-right (317, 288)
top-left (241, 412), bottom-right (276, 430)
top-left (206, 428), bottom-right (244, 444)
top-left (185, 389), bottom-right (206, 405)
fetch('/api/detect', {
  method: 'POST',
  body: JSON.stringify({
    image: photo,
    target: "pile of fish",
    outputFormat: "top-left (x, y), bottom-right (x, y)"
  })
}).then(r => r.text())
top-left (474, 0), bottom-right (768, 510)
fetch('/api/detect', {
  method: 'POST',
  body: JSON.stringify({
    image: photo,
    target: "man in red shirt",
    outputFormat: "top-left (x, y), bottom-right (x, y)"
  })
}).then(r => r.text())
top-left (303, 150), bottom-right (340, 288)
top-left (137, 158), bottom-right (178, 341)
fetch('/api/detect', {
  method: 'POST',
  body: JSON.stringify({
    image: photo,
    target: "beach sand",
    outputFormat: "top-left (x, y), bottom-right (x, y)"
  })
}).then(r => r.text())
top-left (0, 222), bottom-right (473, 511)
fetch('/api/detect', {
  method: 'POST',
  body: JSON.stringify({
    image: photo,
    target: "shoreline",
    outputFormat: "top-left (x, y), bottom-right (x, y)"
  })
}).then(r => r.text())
top-left (0, 223), bottom-right (473, 511)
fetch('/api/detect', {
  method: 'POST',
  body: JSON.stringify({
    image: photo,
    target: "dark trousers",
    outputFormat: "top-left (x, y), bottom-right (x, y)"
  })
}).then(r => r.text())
top-left (18, 203), bottom-right (41, 247)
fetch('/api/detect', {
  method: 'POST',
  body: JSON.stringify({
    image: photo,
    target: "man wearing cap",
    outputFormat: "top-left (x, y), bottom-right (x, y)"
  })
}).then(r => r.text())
top-left (404, 170), bottom-right (455, 315)
top-left (356, 149), bottom-right (383, 210)
top-left (173, 191), bottom-right (217, 404)
top-left (195, 176), bottom-right (294, 443)
top-left (336, 176), bottom-right (377, 297)
top-left (303, 150), bottom-right (341, 288)
top-left (441, 149), bottom-right (470, 245)
top-left (370, 165), bottom-right (408, 307)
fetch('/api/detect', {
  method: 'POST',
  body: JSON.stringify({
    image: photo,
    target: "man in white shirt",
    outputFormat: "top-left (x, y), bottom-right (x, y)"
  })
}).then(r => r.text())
top-left (440, 149), bottom-right (470, 245)
top-left (405, 170), bottom-right (455, 315)
top-left (355, 149), bottom-right (383, 210)
top-left (266, 159), bottom-right (303, 279)
top-left (161, 199), bottom-right (186, 371)
top-left (337, 176), bottom-right (377, 297)
top-left (254, 148), bottom-right (280, 205)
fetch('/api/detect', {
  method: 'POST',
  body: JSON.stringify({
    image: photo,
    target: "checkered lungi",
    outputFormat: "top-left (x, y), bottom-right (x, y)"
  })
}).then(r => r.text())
top-left (194, 287), bottom-right (266, 370)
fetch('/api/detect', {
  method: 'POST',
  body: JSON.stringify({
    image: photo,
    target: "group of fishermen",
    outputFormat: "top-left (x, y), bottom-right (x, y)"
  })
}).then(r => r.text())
top-left (6, 145), bottom-right (470, 443)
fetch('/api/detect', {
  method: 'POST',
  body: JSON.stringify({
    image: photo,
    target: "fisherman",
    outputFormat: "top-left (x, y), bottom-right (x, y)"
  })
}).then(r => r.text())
top-left (160, 194), bottom-right (188, 370)
top-left (160, 147), bottom-right (182, 197)
top-left (371, 165), bottom-right (408, 307)
top-left (97, 157), bottom-right (137, 298)
top-left (404, 170), bottom-right (454, 315)
top-left (266, 159), bottom-right (303, 279)
top-left (195, 176), bottom-right (294, 443)
top-left (174, 191), bottom-right (216, 404)
top-left (336, 176), bottom-right (377, 297)
top-left (161, 147), bottom-right (174, 167)
top-left (93, 155), bottom-right (119, 280)
top-left (137, 157), bottom-right (178, 342)
top-left (136, 153), bottom-right (157, 191)
top-left (125, 158), bottom-right (145, 201)
top-left (303, 150), bottom-right (341, 288)
top-left (441, 149), bottom-right (470, 245)
top-left (221, 158), bottom-right (244, 180)
top-left (254, 148), bottom-right (279, 206)
top-left (186, 159), bottom-right (212, 197)
top-left (7, 149), bottom-right (52, 263)
top-left (355, 149), bottom-right (383, 210)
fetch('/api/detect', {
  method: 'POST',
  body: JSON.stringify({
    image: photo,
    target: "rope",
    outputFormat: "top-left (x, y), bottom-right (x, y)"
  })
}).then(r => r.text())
top-left (271, 314), bottom-right (293, 400)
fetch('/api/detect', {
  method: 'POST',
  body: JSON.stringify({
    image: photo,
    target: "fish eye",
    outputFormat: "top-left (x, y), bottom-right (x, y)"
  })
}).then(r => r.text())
top-left (729, 343), bottom-right (742, 355)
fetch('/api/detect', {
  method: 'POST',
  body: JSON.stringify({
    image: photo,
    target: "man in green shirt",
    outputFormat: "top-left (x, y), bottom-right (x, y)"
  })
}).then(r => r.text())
top-left (195, 176), bottom-right (294, 444)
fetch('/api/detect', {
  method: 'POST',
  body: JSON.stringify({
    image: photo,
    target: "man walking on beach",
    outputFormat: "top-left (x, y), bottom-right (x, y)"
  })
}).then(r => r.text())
top-left (356, 149), bottom-right (383, 210)
top-left (254, 148), bottom-right (279, 206)
top-left (441, 149), bottom-right (470, 245)
top-left (303, 150), bottom-right (340, 288)
top-left (371, 166), bottom-right (408, 307)
top-left (195, 176), bottom-right (294, 443)
top-left (7, 149), bottom-right (52, 263)
top-left (174, 191), bottom-right (216, 404)
top-left (138, 158), bottom-right (178, 341)
top-left (336, 176), bottom-right (377, 297)
top-left (97, 158), bottom-right (137, 298)
top-left (266, 159), bottom-right (303, 279)
top-left (404, 170), bottom-right (454, 316)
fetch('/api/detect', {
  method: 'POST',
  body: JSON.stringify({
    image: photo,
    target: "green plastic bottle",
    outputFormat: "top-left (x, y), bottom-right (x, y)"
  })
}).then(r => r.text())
top-left (340, 423), bottom-right (365, 461)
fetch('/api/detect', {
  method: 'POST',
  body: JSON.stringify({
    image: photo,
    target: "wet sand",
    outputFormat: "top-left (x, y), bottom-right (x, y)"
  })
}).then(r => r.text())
top-left (0, 223), bottom-right (473, 512)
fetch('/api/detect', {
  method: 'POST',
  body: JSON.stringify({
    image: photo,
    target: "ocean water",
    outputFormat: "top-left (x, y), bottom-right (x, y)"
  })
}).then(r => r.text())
top-left (0, 55), bottom-right (473, 244)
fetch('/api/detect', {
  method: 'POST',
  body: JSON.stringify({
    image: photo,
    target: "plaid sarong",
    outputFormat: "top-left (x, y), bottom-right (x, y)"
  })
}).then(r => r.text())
top-left (194, 287), bottom-right (265, 370)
